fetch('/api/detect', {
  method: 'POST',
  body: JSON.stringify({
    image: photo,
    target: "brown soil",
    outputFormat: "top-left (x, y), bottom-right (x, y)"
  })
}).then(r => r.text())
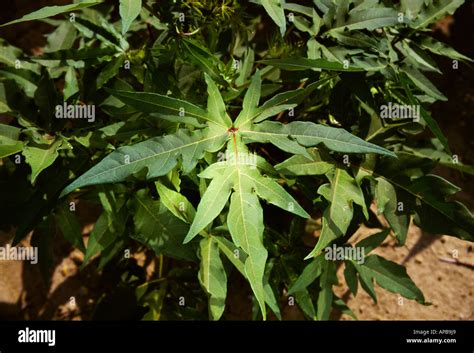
top-left (333, 225), bottom-right (474, 320)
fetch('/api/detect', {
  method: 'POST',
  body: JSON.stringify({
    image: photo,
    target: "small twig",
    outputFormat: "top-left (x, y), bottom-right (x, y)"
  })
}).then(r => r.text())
top-left (146, 22), bottom-right (155, 42)
top-left (259, 146), bottom-right (278, 165)
top-left (176, 25), bottom-right (200, 36)
top-left (438, 257), bottom-right (474, 270)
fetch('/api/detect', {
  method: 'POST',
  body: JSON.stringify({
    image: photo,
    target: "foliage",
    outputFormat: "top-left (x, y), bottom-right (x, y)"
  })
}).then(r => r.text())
top-left (0, 0), bottom-right (472, 320)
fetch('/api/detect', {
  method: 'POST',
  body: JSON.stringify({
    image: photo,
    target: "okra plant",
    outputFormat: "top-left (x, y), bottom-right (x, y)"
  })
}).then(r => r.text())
top-left (0, 0), bottom-right (472, 320)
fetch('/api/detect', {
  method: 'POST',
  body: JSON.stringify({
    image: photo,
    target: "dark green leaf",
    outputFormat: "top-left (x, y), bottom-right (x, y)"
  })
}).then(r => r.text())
top-left (1, 1), bottom-right (103, 27)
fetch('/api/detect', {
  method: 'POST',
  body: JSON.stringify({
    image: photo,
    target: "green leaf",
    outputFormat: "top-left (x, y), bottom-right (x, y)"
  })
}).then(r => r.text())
top-left (403, 144), bottom-right (474, 175)
top-left (1, 1), bottom-right (103, 27)
top-left (251, 170), bottom-right (309, 219)
top-left (97, 56), bottom-right (125, 89)
top-left (96, 187), bottom-right (125, 234)
top-left (0, 124), bottom-right (22, 144)
top-left (412, 0), bottom-right (464, 29)
top-left (352, 255), bottom-right (425, 303)
top-left (400, 75), bottom-right (450, 153)
top-left (184, 167), bottom-right (235, 243)
top-left (275, 148), bottom-right (334, 176)
top-left (0, 68), bottom-right (38, 97)
top-left (317, 260), bottom-right (337, 320)
top-left (97, 237), bottom-right (126, 271)
top-left (155, 181), bottom-right (196, 224)
top-left (263, 259), bottom-right (282, 320)
top-left (253, 104), bottom-right (296, 124)
top-left (23, 139), bottom-right (63, 184)
top-left (215, 236), bottom-right (246, 274)
top-left (214, 236), bottom-right (281, 318)
top-left (401, 66), bottom-right (447, 101)
top-left (400, 0), bottom-right (424, 20)
top-left (181, 38), bottom-right (227, 86)
top-left (82, 211), bottom-right (115, 266)
top-left (293, 15), bottom-right (317, 36)
top-left (343, 260), bottom-right (358, 295)
top-left (82, 196), bottom-right (126, 269)
top-left (0, 124), bottom-right (24, 158)
top-left (61, 128), bottom-right (227, 196)
top-left (235, 48), bottom-right (254, 87)
top-left (35, 47), bottom-right (117, 61)
top-left (186, 148), bottom-right (309, 242)
top-left (234, 70), bottom-right (262, 127)
top-left (0, 39), bottom-right (23, 67)
top-left (132, 190), bottom-right (196, 261)
top-left (333, 297), bottom-right (357, 320)
top-left (375, 178), bottom-right (409, 244)
top-left (198, 236), bottom-right (227, 320)
top-left (283, 3), bottom-right (314, 17)
top-left (73, 17), bottom-right (125, 50)
top-left (409, 175), bottom-right (474, 242)
top-left (325, 7), bottom-right (400, 34)
top-left (64, 67), bottom-right (79, 100)
top-left (44, 21), bottom-right (77, 52)
top-left (259, 58), bottom-right (364, 72)
top-left (306, 168), bottom-right (368, 258)
top-left (107, 89), bottom-right (227, 129)
top-left (34, 69), bottom-right (59, 130)
top-left (418, 36), bottom-right (473, 63)
top-left (356, 259), bottom-right (377, 300)
top-left (258, 77), bottom-right (331, 112)
top-left (355, 229), bottom-right (390, 254)
top-left (260, 0), bottom-right (286, 37)
top-left (120, 0), bottom-right (142, 35)
top-left (236, 76), bottom-right (331, 127)
top-left (0, 142), bottom-right (24, 158)
top-left (30, 219), bottom-right (54, 282)
top-left (370, 156), bottom-right (474, 242)
top-left (295, 290), bottom-right (317, 320)
top-left (242, 121), bottom-right (396, 157)
top-left (55, 202), bottom-right (86, 252)
top-left (193, 157), bottom-right (270, 318)
top-left (228, 190), bottom-right (267, 319)
top-left (288, 254), bottom-right (324, 294)
top-left (186, 140), bottom-right (309, 318)
top-left (204, 73), bottom-right (232, 128)
top-left (329, 31), bottom-right (378, 49)
top-left (396, 41), bottom-right (441, 73)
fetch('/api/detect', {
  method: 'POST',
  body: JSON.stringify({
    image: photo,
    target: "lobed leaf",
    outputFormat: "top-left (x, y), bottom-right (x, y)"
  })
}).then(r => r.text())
top-left (242, 121), bottom-right (396, 157)
top-left (306, 168), bottom-right (368, 259)
top-left (352, 255), bottom-right (425, 303)
top-left (61, 128), bottom-right (228, 196)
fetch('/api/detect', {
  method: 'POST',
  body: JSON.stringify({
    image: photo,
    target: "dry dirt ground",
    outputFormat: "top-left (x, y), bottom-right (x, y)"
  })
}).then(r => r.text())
top-left (1, 220), bottom-right (473, 320)
top-left (333, 225), bottom-right (474, 320)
